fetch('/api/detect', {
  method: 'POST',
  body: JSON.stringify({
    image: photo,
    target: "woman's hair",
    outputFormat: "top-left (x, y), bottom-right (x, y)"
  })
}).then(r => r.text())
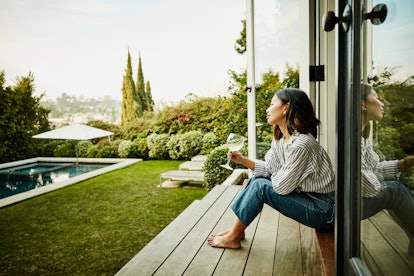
top-left (273, 88), bottom-right (320, 140)
top-left (361, 83), bottom-right (372, 101)
top-left (361, 83), bottom-right (373, 138)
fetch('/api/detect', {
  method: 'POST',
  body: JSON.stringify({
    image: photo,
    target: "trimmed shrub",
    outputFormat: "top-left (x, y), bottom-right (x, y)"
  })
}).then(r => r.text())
top-left (167, 134), bottom-right (182, 160)
top-left (147, 133), bottom-right (170, 160)
top-left (77, 140), bottom-right (93, 158)
top-left (200, 132), bottom-right (220, 155)
top-left (179, 131), bottom-right (204, 160)
top-left (96, 146), bottom-right (117, 158)
top-left (118, 140), bottom-right (133, 158)
top-left (53, 140), bottom-right (77, 157)
top-left (41, 140), bottom-right (65, 157)
top-left (131, 137), bottom-right (149, 159)
top-left (87, 145), bottom-right (99, 158)
top-left (203, 145), bottom-right (248, 190)
top-left (202, 146), bottom-right (233, 191)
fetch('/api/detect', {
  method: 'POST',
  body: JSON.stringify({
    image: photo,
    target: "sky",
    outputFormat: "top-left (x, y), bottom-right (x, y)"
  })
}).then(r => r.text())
top-left (0, 0), bottom-right (247, 105)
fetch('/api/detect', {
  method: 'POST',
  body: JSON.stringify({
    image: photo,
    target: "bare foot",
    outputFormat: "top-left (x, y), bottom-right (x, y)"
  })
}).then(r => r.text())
top-left (207, 234), bottom-right (241, 249)
top-left (210, 229), bottom-right (245, 240)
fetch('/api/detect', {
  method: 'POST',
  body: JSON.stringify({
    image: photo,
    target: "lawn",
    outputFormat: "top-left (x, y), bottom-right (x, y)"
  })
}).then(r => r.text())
top-left (0, 160), bottom-right (208, 275)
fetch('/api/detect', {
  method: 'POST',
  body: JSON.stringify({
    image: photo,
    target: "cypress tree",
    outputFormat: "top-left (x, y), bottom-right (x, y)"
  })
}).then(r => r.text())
top-left (136, 54), bottom-right (147, 111)
top-left (121, 50), bottom-right (141, 125)
top-left (145, 81), bottom-right (155, 110)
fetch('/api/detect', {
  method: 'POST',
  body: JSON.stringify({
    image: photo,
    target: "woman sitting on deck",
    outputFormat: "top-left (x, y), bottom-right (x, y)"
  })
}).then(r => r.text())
top-left (208, 88), bottom-right (335, 249)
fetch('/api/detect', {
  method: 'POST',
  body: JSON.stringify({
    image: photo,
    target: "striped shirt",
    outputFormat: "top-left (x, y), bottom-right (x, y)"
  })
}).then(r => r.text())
top-left (253, 132), bottom-right (335, 195)
top-left (361, 138), bottom-right (399, 198)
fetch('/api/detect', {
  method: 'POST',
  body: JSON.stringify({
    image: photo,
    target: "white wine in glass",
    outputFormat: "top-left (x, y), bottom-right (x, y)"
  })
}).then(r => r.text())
top-left (220, 133), bottom-right (245, 170)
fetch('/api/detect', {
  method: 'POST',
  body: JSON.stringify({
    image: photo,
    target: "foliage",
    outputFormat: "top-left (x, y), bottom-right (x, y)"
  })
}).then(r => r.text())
top-left (201, 133), bottom-right (220, 155)
top-left (96, 145), bottom-right (117, 158)
top-left (147, 133), bottom-right (170, 160)
top-left (178, 131), bottom-right (204, 160)
top-left (77, 140), bottom-right (94, 158)
top-left (41, 140), bottom-right (65, 157)
top-left (153, 94), bottom-right (246, 142)
top-left (118, 140), bottom-right (134, 158)
top-left (121, 110), bottom-right (156, 139)
top-left (167, 134), bottom-right (182, 160)
top-left (0, 71), bottom-right (51, 163)
top-left (53, 140), bottom-right (77, 157)
top-left (121, 51), bottom-right (154, 125)
top-left (234, 20), bottom-right (246, 54)
top-left (87, 145), bottom-right (99, 158)
top-left (202, 145), bottom-right (248, 190)
top-left (202, 146), bottom-right (233, 190)
top-left (131, 137), bottom-right (149, 159)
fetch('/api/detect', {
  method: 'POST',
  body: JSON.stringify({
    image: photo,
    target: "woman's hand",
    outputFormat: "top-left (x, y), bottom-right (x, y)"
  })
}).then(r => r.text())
top-left (398, 156), bottom-right (414, 171)
top-left (228, 151), bottom-right (256, 171)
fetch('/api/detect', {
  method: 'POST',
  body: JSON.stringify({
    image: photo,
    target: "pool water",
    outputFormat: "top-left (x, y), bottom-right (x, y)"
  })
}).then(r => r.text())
top-left (0, 162), bottom-right (112, 199)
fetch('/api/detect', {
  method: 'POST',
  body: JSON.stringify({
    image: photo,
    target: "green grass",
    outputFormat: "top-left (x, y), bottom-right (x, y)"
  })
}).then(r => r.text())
top-left (0, 160), bottom-right (208, 275)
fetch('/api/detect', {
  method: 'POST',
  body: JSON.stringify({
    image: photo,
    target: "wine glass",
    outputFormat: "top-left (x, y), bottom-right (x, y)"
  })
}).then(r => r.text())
top-left (220, 133), bottom-right (245, 170)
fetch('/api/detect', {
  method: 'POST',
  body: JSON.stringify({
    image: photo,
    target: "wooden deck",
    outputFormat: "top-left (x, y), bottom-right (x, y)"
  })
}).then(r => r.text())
top-left (116, 184), bottom-right (324, 276)
top-left (361, 210), bottom-right (414, 275)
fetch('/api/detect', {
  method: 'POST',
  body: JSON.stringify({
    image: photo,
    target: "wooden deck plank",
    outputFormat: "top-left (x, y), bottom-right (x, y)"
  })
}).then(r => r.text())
top-left (361, 216), bottom-right (413, 275)
top-left (369, 211), bottom-right (414, 270)
top-left (212, 214), bottom-right (261, 275)
top-left (153, 185), bottom-right (242, 275)
top-left (115, 185), bottom-right (229, 276)
top-left (273, 214), bottom-right (304, 275)
top-left (243, 204), bottom-right (279, 275)
top-left (183, 186), bottom-right (243, 275)
top-left (301, 225), bottom-right (324, 276)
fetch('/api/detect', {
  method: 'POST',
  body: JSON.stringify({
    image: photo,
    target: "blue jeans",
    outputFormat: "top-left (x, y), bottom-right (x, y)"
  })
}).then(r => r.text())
top-left (362, 180), bottom-right (414, 240)
top-left (231, 177), bottom-right (335, 230)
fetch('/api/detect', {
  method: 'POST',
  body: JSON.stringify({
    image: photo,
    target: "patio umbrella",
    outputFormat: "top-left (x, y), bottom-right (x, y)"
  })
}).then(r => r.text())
top-left (33, 124), bottom-right (114, 163)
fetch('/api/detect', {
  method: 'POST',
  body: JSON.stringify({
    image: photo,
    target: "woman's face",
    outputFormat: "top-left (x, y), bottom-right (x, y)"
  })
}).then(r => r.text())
top-left (266, 95), bottom-right (288, 126)
top-left (363, 90), bottom-right (384, 122)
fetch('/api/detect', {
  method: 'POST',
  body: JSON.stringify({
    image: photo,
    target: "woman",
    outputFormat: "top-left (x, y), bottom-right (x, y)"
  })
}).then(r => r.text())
top-left (208, 88), bottom-right (335, 249)
top-left (361, 84), bottom-right (414, 255)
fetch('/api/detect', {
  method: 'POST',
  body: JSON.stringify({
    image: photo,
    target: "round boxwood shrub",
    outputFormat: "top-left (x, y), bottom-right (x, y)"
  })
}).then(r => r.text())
top-left (53, 140), bottom-right (77, 157)
top-left (131, 137), bottom-right (149, 159)
top-left (179, 131), bottom-right (203, 160)
top-left (96, 145), bottom-right (117, 158)
top-left (118, 140), bottom-right (133, 158)
top-left (201, 132), bottom-right (220, 155)
top-left (147, 133), bottom-right (170, 160)
top-left (167, 134), bottom-right (182, 160)
top-left (87, 145), bottom-right (99, 158)
top-left (203, 145), bottom-right (248, 190)
top-left (77, 140), bottom-right (94, 158)
top-left (41, 140), bottom-right (65, 156)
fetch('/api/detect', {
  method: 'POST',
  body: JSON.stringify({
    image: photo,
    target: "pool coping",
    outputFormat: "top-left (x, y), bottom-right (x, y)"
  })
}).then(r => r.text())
top-left (0, 157), bottom-right (142, 208)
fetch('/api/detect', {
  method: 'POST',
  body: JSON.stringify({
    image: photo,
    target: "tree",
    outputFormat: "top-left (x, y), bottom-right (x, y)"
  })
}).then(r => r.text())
top-left (121, 50), bottom-right (142, 125)
top-left (145, 81), bottom-right (155, 111)
top-left (234, 20), bottom-right (246, 55)
top-left (0, 71), bottom-right (50, 163)
top-left (136, 54), bottom-right (147, 111)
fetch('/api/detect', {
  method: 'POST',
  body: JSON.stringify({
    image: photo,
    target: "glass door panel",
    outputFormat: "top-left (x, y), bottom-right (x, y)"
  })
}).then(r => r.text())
top-left (360, 1), bottom-right (414, 274)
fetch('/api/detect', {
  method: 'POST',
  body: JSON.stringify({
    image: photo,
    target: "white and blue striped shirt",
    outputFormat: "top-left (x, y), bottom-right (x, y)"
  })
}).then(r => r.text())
top-left (253, 132), bottom-right (335, 195)
top-left (361, 138), bottom-right (399, 198)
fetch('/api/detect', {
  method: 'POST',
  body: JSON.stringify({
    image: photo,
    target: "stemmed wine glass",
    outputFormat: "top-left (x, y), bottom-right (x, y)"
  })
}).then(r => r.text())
top-left (220, 133), bottom-right (246, 170)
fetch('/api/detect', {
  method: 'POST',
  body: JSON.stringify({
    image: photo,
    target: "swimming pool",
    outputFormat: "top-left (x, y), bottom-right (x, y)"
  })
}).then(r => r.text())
top-left (0, 157), bottom-right (141, 208)
top-left (0, 162), bottom-right (112, 199)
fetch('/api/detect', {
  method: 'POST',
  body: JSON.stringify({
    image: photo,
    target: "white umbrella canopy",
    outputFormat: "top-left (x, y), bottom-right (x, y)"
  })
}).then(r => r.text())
top-left (32, 124), bottom-right (113, 140)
